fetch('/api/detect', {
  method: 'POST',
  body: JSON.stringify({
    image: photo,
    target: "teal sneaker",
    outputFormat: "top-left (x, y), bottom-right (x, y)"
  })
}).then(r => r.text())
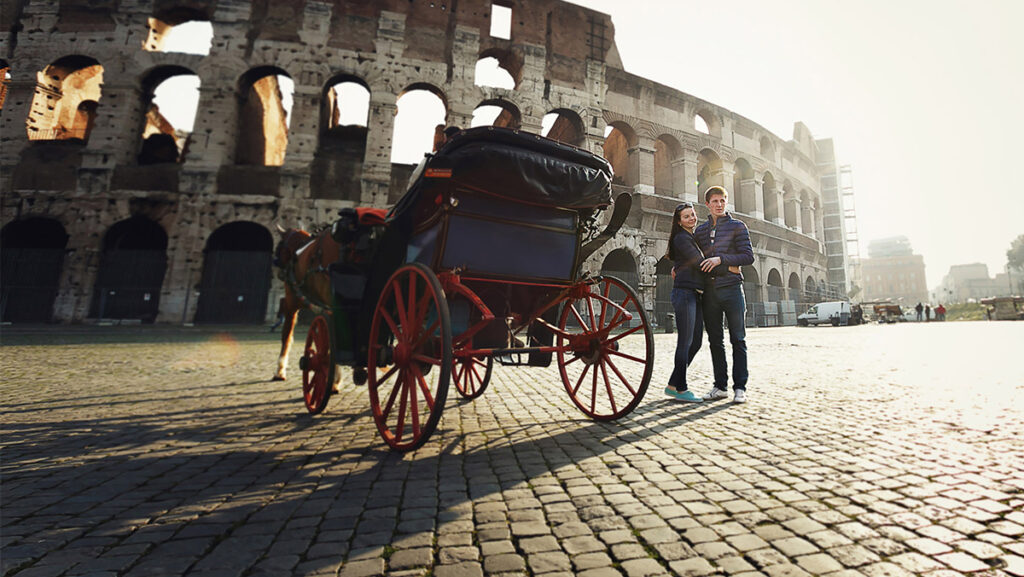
top-left (675, 390), bottom-right (703, 403)
top-left (664, 386), bottom-right (680, 398)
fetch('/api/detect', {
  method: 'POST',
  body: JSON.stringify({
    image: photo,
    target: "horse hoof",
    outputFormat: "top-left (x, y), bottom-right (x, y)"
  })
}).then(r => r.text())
top-left (272, 375), bottom-right (286, 381)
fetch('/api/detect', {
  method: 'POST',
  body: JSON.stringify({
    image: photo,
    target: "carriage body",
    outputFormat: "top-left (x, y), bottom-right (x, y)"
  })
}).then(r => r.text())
top-left (301, 127), bottom-right (654, 450)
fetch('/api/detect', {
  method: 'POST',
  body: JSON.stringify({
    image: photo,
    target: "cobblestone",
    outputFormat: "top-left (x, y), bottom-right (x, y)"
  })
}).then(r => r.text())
top-left (1, 322), bottom-right (1022, 576)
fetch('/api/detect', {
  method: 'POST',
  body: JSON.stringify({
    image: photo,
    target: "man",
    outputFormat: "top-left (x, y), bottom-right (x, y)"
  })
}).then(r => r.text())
top-left (694, 186), bottom-right (755, 403)
top-left (915, 302), bottom-right (923, 321)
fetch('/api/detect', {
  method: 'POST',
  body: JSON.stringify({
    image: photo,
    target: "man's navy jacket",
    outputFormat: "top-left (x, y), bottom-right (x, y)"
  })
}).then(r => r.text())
top-left (694, 213), bottom-right (755, 289)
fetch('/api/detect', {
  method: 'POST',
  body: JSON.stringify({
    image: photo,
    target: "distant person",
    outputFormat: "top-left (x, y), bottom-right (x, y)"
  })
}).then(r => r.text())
top-left (936, 303), bottom-right (946, 321)
top-left (915, 302), bottom-right (923, 321)
top-left (694, 186), bottom-right (755, 404)
top-left (664, 202), bottom-right (706, 403)
top-left (925, 304), bottom-right (931, 322)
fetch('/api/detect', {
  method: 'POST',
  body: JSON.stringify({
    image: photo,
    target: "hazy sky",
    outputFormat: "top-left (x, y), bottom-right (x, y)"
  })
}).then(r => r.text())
top-left (567, 0), bottom-right (1024, 288)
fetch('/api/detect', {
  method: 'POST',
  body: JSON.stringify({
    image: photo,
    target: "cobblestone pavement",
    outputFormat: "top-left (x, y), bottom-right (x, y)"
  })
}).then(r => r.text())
top-left (2, 321), bottom-right (1023, 577)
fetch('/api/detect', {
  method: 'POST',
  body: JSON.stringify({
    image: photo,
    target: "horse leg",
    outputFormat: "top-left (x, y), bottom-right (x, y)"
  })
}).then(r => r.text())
top-left (274, 308), bottom-right (299, 381)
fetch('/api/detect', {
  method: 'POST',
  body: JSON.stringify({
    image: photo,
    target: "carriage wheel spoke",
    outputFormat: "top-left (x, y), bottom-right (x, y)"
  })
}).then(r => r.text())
top-left (590, 362), bottom-right (598, 413)
top-left (606, 324), bottom-right (644, 343)
top-left (409, 368), bottom-right (421, 438)
top-left (599, 361), bottom-right (617, 414)
top-left (394, 373), bottom-right (408, 443)
top-left (381, 309), bottom-right (401, 341)
top-left (382, 371), bottom-right (403, 420)
top-left (411, 364), bottom-right (435, 410)
top-left (606, 349), bottom-right (647, 364)
top-left (376, 365), bottom-right (398, 387)
top-left (586, 294), bottom-right (598, 332)
top-left (603, 355), bottom-right (638, 396)
top-left (570, 304), bottom-right (590, 333)
top-left (572, 362), bottom-right (591, 395)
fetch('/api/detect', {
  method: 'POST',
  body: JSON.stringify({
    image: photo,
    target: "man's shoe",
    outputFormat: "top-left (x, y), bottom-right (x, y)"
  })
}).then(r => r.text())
top-left (733, 389), bottom-right (747, 403)
top-left (675, 390), bottom-right (703, 403)
top-left (664, 386), bottom-right (680, 398)
top-left (703, 387), bottom-right (729, 401)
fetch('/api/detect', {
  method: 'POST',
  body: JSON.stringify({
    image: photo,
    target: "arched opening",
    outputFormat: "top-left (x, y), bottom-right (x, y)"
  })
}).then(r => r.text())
top-left (654, 256), bottom-right (674, 331)
top-left (26, 55), bottom-right (103, 142)
top-left (471, 100), bottom-right (521, 130)
top-left (762, 172), bottom-right (779, 223)
top-left (474, 49), bottom-right (521, 89)
top-left (1, 218), bottom-right (69, 323)
top-left (732, 158), bottom-right (755, 215)
top-left (805, 276), bottom-right (817, 302)
top-left (742, 265), bottom-right (762, 327)
top-left (788, 272), bottom-right (802, 303)
top-left (542, 109), bottom-right (584, 146)
top-left (391, 85), bottom-right (446, 165)
top-left (694, 114), bottom-right (709, 135)
top-left (601, 249), bottom-right (638, 292)
top-left (235, 67), bottom-right (293, 166)
top-left (696, 148), bottom-right (723, 199)
top-left (694, 109), bottom-right (720, 137)
top-left (90, 217), bottom-right (168, 323)
top-left (143, 7), bottom-right (213, 55)
top-left (312, 77), bottom-right (369, 200)
top-left (138, 66), bottom-right (200, 164)
top-left (766, 268), bottom-right (784, 302)
top-left (195, 222), bottom-right (273, 324)
top-left (654, 135), bottom-right (683, 196)
top-left (602, 122), bottom-right (636, 186)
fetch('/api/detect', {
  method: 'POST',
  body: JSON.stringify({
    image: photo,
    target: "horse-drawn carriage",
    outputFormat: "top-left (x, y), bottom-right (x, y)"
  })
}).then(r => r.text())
top-left (277, 127), bottom-right (653, 451)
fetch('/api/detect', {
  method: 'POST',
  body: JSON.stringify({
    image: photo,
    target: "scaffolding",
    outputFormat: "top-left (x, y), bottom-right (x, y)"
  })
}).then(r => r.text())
top-left (840, 164), bottom-right (862, 298)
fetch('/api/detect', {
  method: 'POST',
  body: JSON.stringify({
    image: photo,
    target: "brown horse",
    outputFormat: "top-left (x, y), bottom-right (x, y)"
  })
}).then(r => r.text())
top-left (272, 224), bottom-right (341, 381)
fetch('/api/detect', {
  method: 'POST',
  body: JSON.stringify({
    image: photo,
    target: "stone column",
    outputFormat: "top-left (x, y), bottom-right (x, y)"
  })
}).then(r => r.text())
top-left (680, 149), bottom-right (699, 203)
top-left (773, 190), bottom-right (785, 225)
top-left (79, 81), bottom-right (145, 192)
top-left (361, 92), bottom-right (397, 206)
top-left (670, 158), bottom-right (688, 199)
top-left (801, 203), bottom-right (813, 236)
top-left (185, 79), bottom-right (237, 168)
top-left (283, 82), bottom-right (320, 168)
top-left (752, 178), bottom-right (765, 220)
top-left (0, 79), bottom-right (36, 183)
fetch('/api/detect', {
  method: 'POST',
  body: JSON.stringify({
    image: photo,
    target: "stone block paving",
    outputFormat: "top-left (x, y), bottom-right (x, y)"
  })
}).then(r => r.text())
top-left (2, 321), bottom-right (1023, 577)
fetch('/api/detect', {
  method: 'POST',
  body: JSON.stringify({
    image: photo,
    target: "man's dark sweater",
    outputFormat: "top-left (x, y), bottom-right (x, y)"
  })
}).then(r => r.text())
top-left (693, 213), bottom-right (755, 289)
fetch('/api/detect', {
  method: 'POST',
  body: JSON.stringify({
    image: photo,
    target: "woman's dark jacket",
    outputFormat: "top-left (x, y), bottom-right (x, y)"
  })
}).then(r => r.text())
top-left (671, 229), bottom-right (706, 291)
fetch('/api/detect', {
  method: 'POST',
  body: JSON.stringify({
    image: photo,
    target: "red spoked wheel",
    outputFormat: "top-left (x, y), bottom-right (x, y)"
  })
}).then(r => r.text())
top-left (556, 275), bottom-right (654, 420)
top-left (301, 315), bottom-right (334, 414)
top-left (452, 353), bottom-right (493, 399)
top-left (367, 263), bottom-right (452, 451)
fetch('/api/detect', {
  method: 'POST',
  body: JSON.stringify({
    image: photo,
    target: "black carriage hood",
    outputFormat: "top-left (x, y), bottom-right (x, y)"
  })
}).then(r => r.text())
top-left (396, 126), bottom-right (614, 214)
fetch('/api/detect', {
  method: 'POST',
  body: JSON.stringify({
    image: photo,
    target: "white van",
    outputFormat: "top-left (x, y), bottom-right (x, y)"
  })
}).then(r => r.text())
top-left (797, 301), bottom-right (852, 326)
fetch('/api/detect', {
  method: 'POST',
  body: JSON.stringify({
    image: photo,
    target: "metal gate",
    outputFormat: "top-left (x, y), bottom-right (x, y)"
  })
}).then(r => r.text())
top-left (1, 248), bottom-right (65, 322)
top-left (89, 250), bottom-right (167, 322)
top-left (655, 273), bottom-right (673, 332)
top-left (194, 250), bottom-right (272, 324)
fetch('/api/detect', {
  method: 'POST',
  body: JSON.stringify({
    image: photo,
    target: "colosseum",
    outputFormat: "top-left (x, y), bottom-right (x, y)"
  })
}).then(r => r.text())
top-left (0, 0), bottom-right (847, 328)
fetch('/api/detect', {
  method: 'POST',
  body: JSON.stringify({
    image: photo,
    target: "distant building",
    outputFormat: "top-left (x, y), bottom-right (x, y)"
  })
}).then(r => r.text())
top-left (860, 236), bottom-right (928, 305)
top-left (934, 263), bottom-right (1016, 303)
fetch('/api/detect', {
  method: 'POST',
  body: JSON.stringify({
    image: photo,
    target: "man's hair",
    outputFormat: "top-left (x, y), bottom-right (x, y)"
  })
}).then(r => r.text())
top-left (704, 186), bottom-right (729, 202)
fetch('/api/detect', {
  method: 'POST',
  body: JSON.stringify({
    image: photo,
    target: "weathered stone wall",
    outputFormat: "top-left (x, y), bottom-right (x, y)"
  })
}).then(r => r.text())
top-left (0, 0), bottom-right (834, 325)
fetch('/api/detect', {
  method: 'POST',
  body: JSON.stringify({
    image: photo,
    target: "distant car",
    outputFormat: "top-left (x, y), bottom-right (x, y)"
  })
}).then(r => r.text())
top-left (797, 301), bottom-right (852, 326)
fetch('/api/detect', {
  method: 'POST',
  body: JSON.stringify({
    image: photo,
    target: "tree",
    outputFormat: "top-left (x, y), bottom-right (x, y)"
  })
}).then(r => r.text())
top-left (1008, 234), bottom-right (1024, 271)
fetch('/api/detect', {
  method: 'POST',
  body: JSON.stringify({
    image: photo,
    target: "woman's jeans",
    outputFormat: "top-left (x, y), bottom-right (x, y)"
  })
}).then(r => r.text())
top-left (668, 287), bottom-right (703, 391)
top-left (702, 283), bottom-right (748, 391)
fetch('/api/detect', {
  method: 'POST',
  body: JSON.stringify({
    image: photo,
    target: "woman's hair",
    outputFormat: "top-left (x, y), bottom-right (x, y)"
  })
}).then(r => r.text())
top-left (667, 202), bottom-right (694, 261)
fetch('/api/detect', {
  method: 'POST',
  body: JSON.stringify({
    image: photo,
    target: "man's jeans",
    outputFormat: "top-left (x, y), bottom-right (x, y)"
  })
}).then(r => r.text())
top-left (702, 283), bottom-right (748, 390)
top-left (668, 288), bottom-right (703, 391)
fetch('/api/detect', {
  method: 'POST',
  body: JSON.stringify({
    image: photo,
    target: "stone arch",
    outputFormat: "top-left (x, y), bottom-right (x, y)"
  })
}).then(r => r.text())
top-left (696, 148), bottom-right (723, 199)
top-left (601, 248), bottom-right (639, 292)
top-left (1, 218), bottom-right (69, 323)
top-left (26, 55), bottom-right (103, 142)
top-left (475, 48), bottom-right (522, 89)
top-left (654, 134), bottom-right (683, 196)
top-left (805, 276), bottom-right (817, 300)
top-left (732, 157), bottom-right (755, 215)
top-left (693, 107), bottom-right (721, 137)
top-left (144, 5), bottom-right (214, 55)
top-left (542, 109), bottom-right (584, 146)
top-left (312, 74), bottom-right (369, 200)
top-left (195, 221), bottom-right (274, 324)
top-left (391, 83), bottom-right (448, 164)
top-left (603, 121), bottom-right (637, 186)
top-left (236, 66), bottom-right (293, 166)
top-left (90, 216), bottom-right (169, 323)
top-left (472, 99), bottom-right (521, 130)
top-left (138, 65), bottom-right (199, 164)
top-left (766, 268), bottom-right (784, 303)
top-left (788, 272), bottom-right (802, 301)
top-left (743, 265), bottom-right (761, 301)
top-left (762, 171), bottom-right (779, 223)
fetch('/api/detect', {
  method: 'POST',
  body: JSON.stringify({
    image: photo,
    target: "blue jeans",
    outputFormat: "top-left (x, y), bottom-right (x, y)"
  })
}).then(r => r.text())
top-left (702, 283), bottom-right (748, 390)
top-left (668, 288), bottom-right (703, 391)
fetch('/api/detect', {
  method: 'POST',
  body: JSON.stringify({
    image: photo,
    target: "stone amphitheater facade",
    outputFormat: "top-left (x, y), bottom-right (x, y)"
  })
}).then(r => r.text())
top-left (0, 0), bottom-right (839, 326)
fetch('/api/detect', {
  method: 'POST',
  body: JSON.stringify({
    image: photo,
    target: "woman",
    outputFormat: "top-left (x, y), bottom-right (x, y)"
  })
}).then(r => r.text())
top-left (665, 202), bottom-right (706, 403)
